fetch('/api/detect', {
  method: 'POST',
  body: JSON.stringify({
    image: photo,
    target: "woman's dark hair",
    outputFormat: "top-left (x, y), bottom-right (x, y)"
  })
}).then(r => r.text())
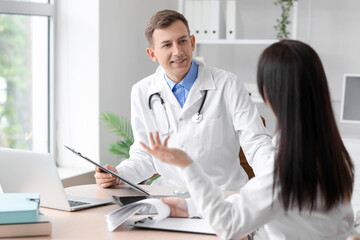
top-left (257, 40), bottom-right (354, 211)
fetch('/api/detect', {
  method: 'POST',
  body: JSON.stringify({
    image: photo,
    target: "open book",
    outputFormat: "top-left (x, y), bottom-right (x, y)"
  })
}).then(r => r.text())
top-left (105, 198), bottom-right (215, 234)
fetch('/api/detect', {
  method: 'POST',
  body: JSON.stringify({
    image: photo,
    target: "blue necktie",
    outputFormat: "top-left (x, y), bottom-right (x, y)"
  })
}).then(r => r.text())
top-left (173, 84), bottom-right (185, 108)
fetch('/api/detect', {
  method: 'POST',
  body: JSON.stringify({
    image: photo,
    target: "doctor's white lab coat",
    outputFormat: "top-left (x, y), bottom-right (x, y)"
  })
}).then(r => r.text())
top-left (117, 60), bottom-right (272, 190)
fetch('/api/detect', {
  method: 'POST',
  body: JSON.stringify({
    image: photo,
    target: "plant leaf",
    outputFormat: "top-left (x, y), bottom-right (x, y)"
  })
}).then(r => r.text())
top-left (100, 112), bottom-right (134, 158)
top-left (101, 112), bottom-right (134, 142)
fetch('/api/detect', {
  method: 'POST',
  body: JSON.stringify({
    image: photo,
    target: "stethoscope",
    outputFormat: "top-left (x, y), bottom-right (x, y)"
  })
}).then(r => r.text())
top-left (148, 90), bottom-right (208, 135)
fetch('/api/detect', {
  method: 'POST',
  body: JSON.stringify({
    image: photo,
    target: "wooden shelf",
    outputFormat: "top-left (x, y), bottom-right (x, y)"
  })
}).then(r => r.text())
top-left (195, 39), bottom-right (278, 45)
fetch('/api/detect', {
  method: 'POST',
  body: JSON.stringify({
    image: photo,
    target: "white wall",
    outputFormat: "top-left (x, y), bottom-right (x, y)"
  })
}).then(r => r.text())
top-left (310, 0), bottom-right (360, 138)
top-left (55, 0), bottom-right (100, 168)
top-left (98, 0), bottom-right (178, 166)
top-left (55, 0), bottom-right (178, 167)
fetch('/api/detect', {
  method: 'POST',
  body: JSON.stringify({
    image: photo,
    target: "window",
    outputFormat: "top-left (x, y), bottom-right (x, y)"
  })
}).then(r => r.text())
top-left (0, 1), bottom-right (54, 152)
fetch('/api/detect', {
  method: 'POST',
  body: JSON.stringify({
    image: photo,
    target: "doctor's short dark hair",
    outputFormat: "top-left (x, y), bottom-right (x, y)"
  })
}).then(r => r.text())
top-left (145, 9), bottom-right (190, 47)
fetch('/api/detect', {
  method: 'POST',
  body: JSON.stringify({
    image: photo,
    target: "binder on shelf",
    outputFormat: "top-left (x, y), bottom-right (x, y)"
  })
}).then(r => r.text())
top-left (193, 0), bottom-right (203, 40)
top-left (202, 0), bottom-right (211, 40)
top-left (209, 0), bottom-right (226, 39)
top-left (0, 213), bottom-right (52, 238)
top-left (226, 0), bottom-right (242, 40)
top-left (0, 193), bottom-right (40, 224)
top-left (184, 0), bottom-right (195, 36)
top-left (184, 0), bottom-right (226, 40)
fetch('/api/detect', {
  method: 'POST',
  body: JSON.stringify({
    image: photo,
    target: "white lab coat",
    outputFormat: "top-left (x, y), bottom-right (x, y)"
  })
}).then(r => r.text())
top-left (182, 135), bottom-right (354, 240)
top-left (117, 60), bottom-right (272, 190)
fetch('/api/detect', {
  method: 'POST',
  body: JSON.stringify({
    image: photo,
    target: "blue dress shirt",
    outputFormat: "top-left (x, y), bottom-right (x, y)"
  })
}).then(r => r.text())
top-left (165, 61), bottom-right (199, 108)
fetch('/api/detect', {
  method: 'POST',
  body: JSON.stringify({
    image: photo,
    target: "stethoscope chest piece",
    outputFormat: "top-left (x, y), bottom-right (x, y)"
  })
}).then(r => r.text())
top-left (192, 113), bottom-right (203, 123)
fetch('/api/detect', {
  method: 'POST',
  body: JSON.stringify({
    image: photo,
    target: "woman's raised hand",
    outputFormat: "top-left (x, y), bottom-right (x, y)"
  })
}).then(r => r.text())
top-left (140, 131), bottom-right (193, 169)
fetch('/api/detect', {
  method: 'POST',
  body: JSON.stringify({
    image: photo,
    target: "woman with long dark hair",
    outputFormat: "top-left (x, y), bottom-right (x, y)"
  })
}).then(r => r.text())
top-left (141, 40), bottom-right (355, 239)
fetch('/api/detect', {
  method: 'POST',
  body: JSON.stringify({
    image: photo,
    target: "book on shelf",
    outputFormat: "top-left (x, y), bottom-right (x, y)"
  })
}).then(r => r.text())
top-left (0, 193), bottom-right (40, 224)
top-left (0, 213), bottom-right (52, 238)
top-left (105, 198), bottom-right (215, 235)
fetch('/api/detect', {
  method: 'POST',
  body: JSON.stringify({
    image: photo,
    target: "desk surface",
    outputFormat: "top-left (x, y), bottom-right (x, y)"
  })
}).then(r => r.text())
top-left (12, 184), bottom-right (222, 240)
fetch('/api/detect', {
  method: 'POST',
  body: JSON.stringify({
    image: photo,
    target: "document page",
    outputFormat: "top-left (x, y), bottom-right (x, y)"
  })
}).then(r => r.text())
top-left (105, 198), bottom-right (170, 231)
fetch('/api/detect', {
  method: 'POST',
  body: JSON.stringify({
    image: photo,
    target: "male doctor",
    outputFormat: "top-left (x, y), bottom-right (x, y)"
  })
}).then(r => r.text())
top-left (95, 9), bottom-right (272, 191)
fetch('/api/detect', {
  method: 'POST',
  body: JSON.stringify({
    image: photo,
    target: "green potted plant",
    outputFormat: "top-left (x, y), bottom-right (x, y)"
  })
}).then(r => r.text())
top-left (274, 0), bottom-right (295, 39)
top-left (100, 112), bottom-right (161, 184)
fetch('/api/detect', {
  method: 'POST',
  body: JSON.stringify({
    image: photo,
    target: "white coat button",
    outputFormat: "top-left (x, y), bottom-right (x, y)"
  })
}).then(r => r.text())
top-left (180, 145), bottom-right (184, 149)
top-left (179, 118), bottom-right (183, 121)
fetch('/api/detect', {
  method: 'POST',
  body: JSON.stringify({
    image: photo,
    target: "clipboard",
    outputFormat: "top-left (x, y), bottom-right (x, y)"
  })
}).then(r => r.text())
top-left (64, 145), bottom-right (150, 196)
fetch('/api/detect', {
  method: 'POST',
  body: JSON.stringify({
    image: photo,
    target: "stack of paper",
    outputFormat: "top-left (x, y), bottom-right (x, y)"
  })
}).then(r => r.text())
top-left (105, 198), bottom-right (215, 234)
top-left (0, 193), bottom-right (51, 237)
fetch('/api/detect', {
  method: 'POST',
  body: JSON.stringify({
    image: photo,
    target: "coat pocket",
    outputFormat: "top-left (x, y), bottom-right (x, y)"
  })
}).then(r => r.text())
top-left (200, 116), bottom-right (224, 151)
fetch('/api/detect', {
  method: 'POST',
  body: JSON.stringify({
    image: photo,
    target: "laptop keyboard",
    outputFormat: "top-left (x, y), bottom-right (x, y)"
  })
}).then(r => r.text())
top-left (68, 200), bottom-right (90, 207)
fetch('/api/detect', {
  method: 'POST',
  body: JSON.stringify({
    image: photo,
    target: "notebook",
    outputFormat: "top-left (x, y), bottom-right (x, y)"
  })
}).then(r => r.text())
top-left (0, 148), bottom-right (112, 211)
top-left (0, 193), bottom-right (40, 224)
top-left (0, 213), bottom-right (52, 238)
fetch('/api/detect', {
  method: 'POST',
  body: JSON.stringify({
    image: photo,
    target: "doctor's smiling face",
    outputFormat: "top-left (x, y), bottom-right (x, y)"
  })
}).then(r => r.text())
top-left (146, 20), bottom-right (195, 83)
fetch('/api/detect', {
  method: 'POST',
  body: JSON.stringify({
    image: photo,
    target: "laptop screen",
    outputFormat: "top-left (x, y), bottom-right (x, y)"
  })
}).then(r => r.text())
top-left (0, 148), bottom-right (112, 211)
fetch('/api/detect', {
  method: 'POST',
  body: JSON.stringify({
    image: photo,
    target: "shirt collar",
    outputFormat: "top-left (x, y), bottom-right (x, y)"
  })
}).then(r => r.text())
top-left (164, 60), bottom-right (198, 91)
top-left (147, 58), bottom-right (214, 98)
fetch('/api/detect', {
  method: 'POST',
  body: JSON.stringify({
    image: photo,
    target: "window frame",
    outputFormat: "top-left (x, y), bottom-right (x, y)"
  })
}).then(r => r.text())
top-left (0, 0), bottom-right (55, 154)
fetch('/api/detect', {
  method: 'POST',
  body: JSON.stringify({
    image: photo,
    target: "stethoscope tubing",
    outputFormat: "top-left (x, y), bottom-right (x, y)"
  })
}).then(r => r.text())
top-left (197, 90), bottom-right (207, 116)
top-left (148, 90), bottom-right (208, 134)
top-left (148, 93), bottom-right (163, 110)
top-left (148, 90), bottom-right (208, 114)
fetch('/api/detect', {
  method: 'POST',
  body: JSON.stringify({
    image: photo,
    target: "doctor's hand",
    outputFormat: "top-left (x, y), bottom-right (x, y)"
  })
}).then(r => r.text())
top-left (140, 131), bottom-right (193, 169)
top-left (94, 164), bottom-right (120, 188)
top-left (161, 197), bottom-right (189, 218)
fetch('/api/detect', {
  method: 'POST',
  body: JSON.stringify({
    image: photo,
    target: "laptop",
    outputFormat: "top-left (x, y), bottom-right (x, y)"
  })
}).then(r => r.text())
top-left (0, 147), bottom-right (112, 211)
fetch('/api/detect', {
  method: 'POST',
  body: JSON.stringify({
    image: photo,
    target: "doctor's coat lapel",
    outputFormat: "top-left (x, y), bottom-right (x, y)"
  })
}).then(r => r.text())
top-left (181, 62), bottom-right (216, 114)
